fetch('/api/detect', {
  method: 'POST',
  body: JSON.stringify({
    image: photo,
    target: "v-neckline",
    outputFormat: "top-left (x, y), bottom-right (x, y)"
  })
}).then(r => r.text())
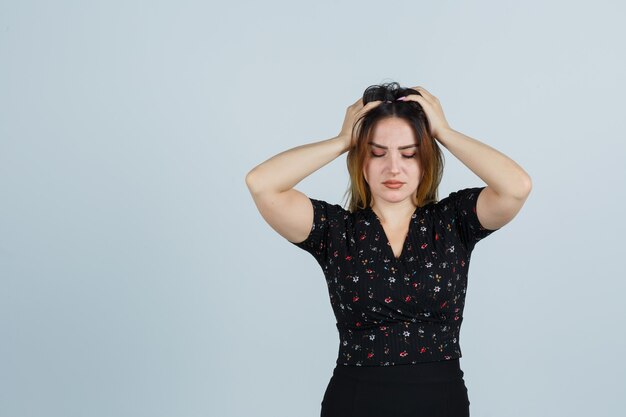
top-left (368, 205), bottom-right (420, 262)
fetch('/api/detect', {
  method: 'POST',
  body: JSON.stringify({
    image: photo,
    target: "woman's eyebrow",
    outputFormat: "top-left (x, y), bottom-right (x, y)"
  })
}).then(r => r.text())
top-left (368, 141), bottom-right (417, 150)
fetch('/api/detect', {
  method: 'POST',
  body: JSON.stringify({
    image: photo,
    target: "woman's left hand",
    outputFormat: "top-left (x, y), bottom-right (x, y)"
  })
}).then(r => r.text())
top-left (399, 86), bottom-right (452, 140)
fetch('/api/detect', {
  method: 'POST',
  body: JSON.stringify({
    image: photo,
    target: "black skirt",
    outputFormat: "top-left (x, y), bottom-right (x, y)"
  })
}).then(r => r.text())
top-left (320, 358), bottom-right (470, 417)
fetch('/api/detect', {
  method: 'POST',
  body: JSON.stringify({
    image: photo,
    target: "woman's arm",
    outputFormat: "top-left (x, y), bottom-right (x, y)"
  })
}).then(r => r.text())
top-left (437, 127), bottom-right (532, 231)
top-left (245, 97), bottom-right (382, 243)
top-left (245, 135), bottom-right (349, 244)
top-left (436, 127), bottom-right (532, 199)
top-left (246, 96), bottom-right (381, 194)
top-left (245, 135), bottom-right (348, 195)
top-left (401, 86), bottom-right (532, 231)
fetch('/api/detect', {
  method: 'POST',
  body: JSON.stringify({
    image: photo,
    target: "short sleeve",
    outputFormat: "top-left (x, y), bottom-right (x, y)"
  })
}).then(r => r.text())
top-left (443, 186), bottom-right (500, 253)
top-left (289, 197), bottom-right (347, 266)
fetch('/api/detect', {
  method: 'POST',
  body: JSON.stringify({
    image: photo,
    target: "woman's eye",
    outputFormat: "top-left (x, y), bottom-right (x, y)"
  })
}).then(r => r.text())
top-left (370, 152), bottom-right (416, 158)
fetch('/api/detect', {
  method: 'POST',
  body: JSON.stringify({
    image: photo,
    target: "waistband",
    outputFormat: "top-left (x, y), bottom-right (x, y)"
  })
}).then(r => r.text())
top-left (332, 358), bottom-right (464, 384)
top-left (335, 319), bottom-right (463, 366)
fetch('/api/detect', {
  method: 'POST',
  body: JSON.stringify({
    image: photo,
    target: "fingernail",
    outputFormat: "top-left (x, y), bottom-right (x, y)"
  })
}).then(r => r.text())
top-left (397, 96), bottom-right (406, 101)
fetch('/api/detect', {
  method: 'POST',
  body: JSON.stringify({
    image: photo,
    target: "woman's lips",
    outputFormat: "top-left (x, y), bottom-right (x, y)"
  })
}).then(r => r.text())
top-left (383, 182), bottom-right (403, 189)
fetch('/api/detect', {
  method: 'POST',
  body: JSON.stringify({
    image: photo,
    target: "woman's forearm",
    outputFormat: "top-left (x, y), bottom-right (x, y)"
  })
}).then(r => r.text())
top-left (437, 127), bottom-right (532, 199)
top-left (245, 135), bottom-right (349, 195)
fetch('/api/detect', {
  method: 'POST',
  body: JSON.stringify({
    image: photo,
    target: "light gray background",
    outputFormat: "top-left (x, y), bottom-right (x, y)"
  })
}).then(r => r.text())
top-left (1, 1), bottom-right (625, 416)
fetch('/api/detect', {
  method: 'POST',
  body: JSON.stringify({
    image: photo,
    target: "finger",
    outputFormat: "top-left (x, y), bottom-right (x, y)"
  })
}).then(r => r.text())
top-left (358, 100), bottom-right (381, 115)
top-left (404, 91), bottom-right (431, 104)
top-left (402, 89), bottom-right (424, 100)
top-left (359, 100), bottom-right (382, 109)
top-left (408, 86), bottom-right (429, 95)
top-left (350, 98), bottom-right (364, 108)
top-left (413, 86), bottom-right (435, 99)
top-left (399, 94), bottom-right (424, 103)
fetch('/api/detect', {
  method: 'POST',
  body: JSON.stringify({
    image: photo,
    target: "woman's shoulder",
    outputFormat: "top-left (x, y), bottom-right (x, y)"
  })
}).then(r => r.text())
top-left (430, 187), bottom-right (486, 209)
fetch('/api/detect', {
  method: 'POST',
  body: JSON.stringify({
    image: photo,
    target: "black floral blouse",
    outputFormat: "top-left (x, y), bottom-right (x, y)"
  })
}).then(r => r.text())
top-left (290, 186), bottom-right (500, 367)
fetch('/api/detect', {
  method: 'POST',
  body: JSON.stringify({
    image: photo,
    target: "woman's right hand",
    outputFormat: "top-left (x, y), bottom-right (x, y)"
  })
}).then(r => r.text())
top-left (338, 97), bottom-right (383, 150)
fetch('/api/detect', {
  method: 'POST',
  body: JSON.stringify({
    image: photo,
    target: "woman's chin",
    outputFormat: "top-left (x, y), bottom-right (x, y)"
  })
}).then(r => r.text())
top-left (374, 191), bottom-right (411, 203)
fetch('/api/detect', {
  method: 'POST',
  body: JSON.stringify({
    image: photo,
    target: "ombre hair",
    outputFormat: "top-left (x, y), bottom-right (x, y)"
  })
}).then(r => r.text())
top-left (342, 82), bottom-right (445, 212)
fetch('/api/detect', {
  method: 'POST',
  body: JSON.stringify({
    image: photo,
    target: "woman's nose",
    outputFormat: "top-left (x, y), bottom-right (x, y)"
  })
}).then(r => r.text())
top-left (388, 153), bottom-right (401, 173)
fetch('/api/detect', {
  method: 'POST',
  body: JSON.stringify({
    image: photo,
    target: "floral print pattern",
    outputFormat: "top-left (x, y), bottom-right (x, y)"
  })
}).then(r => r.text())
top-left (290, 187), bottom-right (499, 366)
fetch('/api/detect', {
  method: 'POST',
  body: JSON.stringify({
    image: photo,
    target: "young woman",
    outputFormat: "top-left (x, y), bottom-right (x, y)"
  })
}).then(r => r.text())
top-left (245, 82), bottom-right (531, 417)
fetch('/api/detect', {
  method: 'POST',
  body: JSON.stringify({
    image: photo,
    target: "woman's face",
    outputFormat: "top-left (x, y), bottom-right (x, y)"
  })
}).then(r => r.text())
top-left (362, 117), bottom-right (421, 207)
